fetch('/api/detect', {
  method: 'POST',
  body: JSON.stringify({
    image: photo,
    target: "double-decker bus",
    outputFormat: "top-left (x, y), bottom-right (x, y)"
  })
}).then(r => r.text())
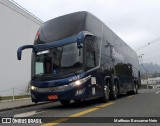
top-left (17, 11), bottom-right (141, 105)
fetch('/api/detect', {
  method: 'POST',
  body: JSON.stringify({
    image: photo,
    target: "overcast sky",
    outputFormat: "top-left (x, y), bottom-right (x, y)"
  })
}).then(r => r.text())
top-left (12, 0), bottom-right (160, 65)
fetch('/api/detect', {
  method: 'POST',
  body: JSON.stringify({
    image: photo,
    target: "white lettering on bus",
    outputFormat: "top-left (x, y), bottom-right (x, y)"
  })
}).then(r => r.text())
top-left (68, 75), bottom-right (80, 82)
top-left (37, 50), bottom-right (49, 55)
top-left (112, 48), bottom-right (124, 61)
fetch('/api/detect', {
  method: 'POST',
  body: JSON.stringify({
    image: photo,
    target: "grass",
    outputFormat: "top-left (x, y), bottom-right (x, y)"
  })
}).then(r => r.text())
top-left (0, 95), bottom-right (30, 101)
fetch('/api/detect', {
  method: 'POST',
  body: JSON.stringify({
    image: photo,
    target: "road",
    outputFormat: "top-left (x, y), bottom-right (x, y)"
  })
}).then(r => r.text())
top-left (0, 89), bottom-right (160, 126)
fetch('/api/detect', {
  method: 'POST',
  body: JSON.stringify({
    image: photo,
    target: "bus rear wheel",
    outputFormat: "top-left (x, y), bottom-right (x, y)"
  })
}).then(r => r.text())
top-left (100, 81), bottom-right (110, 103)
top-left (110, 81), bottom-right (118, 100)
top-left (60, 100), bottom-right (70, 106)
top-left (132, 83), bottom-right (138, 94)
top-left (127, 83), bottom-right (138, 95)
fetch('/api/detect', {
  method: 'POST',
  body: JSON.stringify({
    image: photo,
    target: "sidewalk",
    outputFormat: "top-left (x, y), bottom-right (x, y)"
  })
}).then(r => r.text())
top-left (0, 98), bottom-right (49, 112)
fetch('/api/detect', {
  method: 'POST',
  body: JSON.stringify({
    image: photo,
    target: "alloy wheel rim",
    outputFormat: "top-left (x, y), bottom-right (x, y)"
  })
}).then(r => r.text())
top-left (104, 85), bottom-right (109, 99)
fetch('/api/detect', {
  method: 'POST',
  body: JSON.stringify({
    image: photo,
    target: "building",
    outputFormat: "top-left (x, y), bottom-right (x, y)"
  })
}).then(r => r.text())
top-left (0, 0), bottom-right (42, 96)
top-left (141, 77), bottom-right (160, 89)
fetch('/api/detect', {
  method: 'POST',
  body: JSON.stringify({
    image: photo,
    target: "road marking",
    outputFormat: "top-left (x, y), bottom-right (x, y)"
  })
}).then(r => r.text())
top-left (14, 111), bottom-right (44, 117)
top-left (41, 102), bottom-right (115, 126)
top-left (95, 102), bottom-right (115, 108)
top-left (69, 108), bottom-right (99, 117)
top-left (155, 91), bottom-right (160, 94)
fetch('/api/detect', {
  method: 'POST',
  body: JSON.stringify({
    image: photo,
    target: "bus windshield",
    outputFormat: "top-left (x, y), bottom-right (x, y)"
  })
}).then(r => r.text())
top-left (32, 42), bottom-right (83, 78)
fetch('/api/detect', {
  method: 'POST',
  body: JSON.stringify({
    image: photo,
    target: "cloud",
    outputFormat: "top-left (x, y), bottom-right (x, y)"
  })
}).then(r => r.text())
top-left (11, 0), bottom-right (160, 64)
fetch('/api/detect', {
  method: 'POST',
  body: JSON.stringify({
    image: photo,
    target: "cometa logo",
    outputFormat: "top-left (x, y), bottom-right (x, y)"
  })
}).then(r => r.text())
top-left (112, 48), bottom-right (124, 61)
top-left (37, 50), bottom-right (49, 55)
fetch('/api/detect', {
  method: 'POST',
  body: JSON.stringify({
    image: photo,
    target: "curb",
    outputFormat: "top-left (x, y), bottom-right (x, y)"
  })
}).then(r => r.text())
top-left (0, 98), bottom-right (31, 103)
top-left (0, 101), bottom-right (51, 112)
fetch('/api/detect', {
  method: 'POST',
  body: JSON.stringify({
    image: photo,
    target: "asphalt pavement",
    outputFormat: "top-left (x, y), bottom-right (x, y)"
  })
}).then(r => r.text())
top-left (0, 89), bottom-right (160, 126)
top-left (0, 98), bottom-right (49, 112)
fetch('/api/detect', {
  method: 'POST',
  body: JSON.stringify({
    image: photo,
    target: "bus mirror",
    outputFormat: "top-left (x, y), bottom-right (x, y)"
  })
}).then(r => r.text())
top-left (77, 40), bottom-right (83, 48)
top-left (17, 45), bottom-right (34, 60)
top-left (77, 42), bottom-right (83, 49)
top-left (77, 32), bottom-right (85, 48)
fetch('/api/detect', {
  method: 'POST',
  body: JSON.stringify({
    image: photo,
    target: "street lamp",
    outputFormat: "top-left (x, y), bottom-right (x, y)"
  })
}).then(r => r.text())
top-left (138, 54), bottom-right (144, 64)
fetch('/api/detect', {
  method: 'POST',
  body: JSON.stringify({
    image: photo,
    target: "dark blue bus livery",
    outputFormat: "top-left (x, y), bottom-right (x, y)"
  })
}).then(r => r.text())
top-left (17, 11), bottom-right (141, 105)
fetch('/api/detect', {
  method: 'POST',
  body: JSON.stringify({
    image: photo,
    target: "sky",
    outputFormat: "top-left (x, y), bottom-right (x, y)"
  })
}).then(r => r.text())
top-left (11, 0), bottom-right (160, 65)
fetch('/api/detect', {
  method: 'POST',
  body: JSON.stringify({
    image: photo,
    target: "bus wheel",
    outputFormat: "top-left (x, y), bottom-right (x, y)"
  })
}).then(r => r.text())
top-left (60, 100), bottom-right (70, 106)
top-left (133, 83), bottom-right (138, 94)
top-left (100, 81), bottom-right (110, 102)
top-left (110, 81), bottom-right (118, 100)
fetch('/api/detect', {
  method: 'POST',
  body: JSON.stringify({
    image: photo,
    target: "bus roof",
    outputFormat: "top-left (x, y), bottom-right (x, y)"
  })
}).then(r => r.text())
top-left (35, 11), bottom-right (103, 44)
top-left (35, 11), bottom-right (137, 58)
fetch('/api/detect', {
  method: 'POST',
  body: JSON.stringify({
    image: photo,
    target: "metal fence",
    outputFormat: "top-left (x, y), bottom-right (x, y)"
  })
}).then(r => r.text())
top-left (0, 87), bottom-right (30, 101)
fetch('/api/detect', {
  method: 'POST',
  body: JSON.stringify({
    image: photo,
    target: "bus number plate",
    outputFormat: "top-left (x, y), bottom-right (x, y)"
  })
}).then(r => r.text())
top-left (48, 95), bottom-right (58, 100)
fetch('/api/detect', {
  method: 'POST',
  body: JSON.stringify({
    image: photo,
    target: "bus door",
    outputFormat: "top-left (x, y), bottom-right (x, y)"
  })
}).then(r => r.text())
top-left (84, 36), bottom-right (101, 97)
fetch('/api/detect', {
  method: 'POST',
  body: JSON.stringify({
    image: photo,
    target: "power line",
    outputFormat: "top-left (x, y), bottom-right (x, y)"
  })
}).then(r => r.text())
top-left (136, 37), bottom-right (160, 51)
top-left (142, 54), bottom-right (160, 61)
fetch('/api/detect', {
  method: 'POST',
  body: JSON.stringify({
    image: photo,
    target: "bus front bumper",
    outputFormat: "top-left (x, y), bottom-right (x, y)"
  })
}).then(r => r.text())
top-left (30, 86), bottom-right (88, 102)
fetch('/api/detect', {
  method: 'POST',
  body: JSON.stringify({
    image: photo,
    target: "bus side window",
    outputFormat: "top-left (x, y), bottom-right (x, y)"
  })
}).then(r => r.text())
top-left (86, 52), bottom-right (96, 68)
top-left (44, 60), bottom-right (52, 74)
top-left (85, 37), bottom-right (96, 69)
top-left (35, 62), bottom-right (44, 74)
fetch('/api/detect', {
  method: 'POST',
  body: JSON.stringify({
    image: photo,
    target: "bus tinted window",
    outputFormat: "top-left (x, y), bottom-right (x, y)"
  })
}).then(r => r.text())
top-left (85, 36), bottom-right (100, 69)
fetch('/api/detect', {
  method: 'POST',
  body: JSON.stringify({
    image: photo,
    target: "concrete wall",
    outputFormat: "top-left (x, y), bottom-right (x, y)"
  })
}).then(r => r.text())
top-left (0, 0), bottom-right (42, 96)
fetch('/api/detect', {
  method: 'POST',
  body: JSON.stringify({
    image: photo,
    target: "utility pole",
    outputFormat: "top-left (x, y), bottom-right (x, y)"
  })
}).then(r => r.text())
top-left (146, 71), bottom-right (149, 89)
top-left (13, 87), bottom-right (15, 101)
top-left (138, 54), bottom-right (149, 89)
top-left (138, 54), bottom-right (144, 64)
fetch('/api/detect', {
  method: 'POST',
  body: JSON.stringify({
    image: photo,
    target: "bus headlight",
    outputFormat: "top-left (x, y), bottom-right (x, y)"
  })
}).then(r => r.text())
top-left (70, 80), bottom-right (83, 87)
top-left (74, 80), bottom-right (81, 86)
top-left (69, 75), bottom-right (91, 87)
top-left (30, 85), bottom-right (37, 90)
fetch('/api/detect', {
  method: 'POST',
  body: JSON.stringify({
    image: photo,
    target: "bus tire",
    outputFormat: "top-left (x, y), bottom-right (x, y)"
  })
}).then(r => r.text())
top-left (127, 82), bottom-right (138, 95)
top-left (60, 100), bottom-right (70, 106)
top-left (133, 83), bottom-right (138, 94)
top-left (99, 80), bottom-right (110, 103)
top-left (110, 81), bottom-right (118, 100)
